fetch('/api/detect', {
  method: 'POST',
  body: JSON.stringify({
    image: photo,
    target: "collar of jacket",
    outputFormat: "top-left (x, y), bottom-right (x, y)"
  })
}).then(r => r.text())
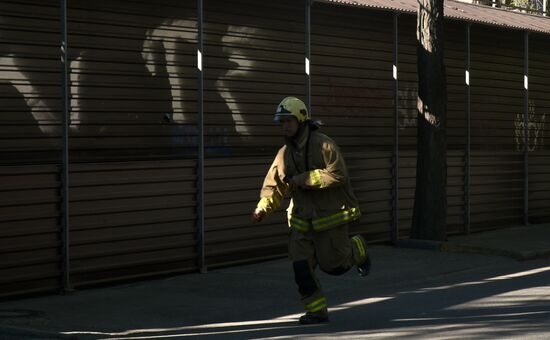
top-left (285, 123), bottom-right (310, 151)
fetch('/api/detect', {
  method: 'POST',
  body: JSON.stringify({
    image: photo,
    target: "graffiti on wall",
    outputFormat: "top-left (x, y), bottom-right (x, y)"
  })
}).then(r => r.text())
top-left (398, 87), bottom-right (418, 130)
top-left (514, 101), bottom-right (546, 152)
top-left (321, 81), bottom-right (419, 133)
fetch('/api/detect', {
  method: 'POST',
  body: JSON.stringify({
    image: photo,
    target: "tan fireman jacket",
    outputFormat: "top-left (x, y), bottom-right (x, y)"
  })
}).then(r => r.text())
top-left (256, 124), bottom-right (361, 233)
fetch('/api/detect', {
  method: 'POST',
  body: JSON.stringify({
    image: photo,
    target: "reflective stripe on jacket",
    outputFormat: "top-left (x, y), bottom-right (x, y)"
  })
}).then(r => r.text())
top-left (289, 207), bottom-right (361, 233)
top-left (256, 124), bottom-right (361, 232)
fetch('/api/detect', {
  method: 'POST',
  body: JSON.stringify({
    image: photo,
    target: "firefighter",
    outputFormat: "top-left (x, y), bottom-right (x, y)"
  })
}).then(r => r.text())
top-left (252, 96), bottom-right (371, 325)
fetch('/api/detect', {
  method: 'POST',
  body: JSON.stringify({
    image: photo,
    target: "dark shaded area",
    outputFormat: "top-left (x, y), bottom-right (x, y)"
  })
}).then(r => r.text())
top-left (412, 0), bottom-right (448, 241)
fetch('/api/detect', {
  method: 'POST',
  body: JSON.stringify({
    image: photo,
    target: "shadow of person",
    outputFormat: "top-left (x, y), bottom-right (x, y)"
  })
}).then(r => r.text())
top-left (71, 45), bottom-right (173, 161)
top-left (0, 81), bottom-right (53, 164)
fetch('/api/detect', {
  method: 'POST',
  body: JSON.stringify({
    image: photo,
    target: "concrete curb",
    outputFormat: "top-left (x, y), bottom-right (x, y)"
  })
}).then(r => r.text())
top-left (395, 239), bottom-right (442, 251)
top-left (0, 325), bottom-right (78, 339)
top-left (395, 239), bottom-right (550, 261)
top-left (440, 243), bottom-right (524, 260)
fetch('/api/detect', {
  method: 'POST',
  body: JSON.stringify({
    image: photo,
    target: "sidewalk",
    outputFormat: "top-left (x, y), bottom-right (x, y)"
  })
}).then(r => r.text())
top-left (0, 224), bottom-right (549, 339)
top-left (398, 223), bottom-right (550, 260)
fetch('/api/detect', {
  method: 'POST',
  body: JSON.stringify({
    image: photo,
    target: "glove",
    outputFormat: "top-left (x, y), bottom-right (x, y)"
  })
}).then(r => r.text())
top-left (252, 207), bottom-right (266, 223)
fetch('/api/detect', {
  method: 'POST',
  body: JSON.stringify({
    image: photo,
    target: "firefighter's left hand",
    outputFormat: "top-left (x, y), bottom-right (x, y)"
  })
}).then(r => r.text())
top-left (252, 208), bottom-right (266, 223)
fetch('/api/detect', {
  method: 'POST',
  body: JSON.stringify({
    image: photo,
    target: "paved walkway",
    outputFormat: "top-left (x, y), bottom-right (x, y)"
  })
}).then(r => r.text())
top-left (444, 224), bottom-right (550, 260)
top-left (396, 224), bottom-right (550, 260)
top-left (0, 224), bottom-right (548, 339)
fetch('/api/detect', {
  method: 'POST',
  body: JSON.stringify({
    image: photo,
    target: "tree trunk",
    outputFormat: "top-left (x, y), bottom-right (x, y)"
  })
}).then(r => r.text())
top-left (411, 0), bottom-right (448, 241)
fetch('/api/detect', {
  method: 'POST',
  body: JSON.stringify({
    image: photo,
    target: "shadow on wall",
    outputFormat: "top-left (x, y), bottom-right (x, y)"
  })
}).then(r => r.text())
top-left (0, 80), bottom-right (42, 144)
top-left (0, 5), bottom-right (258, 161)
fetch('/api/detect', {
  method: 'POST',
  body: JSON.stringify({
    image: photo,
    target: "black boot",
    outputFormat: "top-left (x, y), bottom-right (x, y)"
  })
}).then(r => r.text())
top-left (299, 311), bottom-right (329, 325)
top-left (357, 252), bottom-right (371, 277)
top-left (352, 234), bottom-right (371, 277)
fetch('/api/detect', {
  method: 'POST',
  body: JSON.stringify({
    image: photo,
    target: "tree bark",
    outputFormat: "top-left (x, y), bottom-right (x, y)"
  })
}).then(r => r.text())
top-left (411, 0), bottom-right (448, 241)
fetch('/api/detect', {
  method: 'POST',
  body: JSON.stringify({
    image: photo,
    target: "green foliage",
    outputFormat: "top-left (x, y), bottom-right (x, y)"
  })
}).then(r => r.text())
top-left (507, 0), bottom-right (535, 9)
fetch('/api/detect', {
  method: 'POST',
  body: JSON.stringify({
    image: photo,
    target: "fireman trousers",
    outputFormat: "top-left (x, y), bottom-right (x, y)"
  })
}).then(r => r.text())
top-left (288, 223), bottom-right (367, 314)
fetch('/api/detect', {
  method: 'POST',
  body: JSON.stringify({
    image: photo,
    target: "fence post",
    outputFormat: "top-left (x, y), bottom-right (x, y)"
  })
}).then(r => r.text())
top-left (392, 13), bottom-right (399, 244)
top-left (60, 0), bottom-right (72, 293)
top-left (306, 0), bottom-right (311, 113)
top-left (197, 0), bottom-right (206, 273)
top-left (465, 23), bottom-right (471, 235)
top-left (523, 31), bottom-right (529, 226)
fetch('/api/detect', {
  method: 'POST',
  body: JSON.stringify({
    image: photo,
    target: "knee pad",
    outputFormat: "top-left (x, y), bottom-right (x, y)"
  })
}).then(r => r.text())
top-left (293, 260), bottom-right (318, 296)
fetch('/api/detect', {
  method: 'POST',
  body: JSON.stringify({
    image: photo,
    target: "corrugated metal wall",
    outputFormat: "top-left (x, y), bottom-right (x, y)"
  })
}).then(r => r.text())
top-left (68, 0), bottom-right (197, 161)
top-left (69, 160), bottom-right (197, 286)
top-left (202, 0), bottom-right (304, 267)
top-left (311, 4), bottom-right (394, 239)
top-left (396, 15), bottom-right (418, 237)
top-left (470, 26), bottom-right (525, 229)
top-left (205, 158), bottom-right (288, 268)
top-left (529, 33), bottom-right (550, 224)
top-left (66, 0), bottom-right (200, 287)
top-left (1, 0), bottom-right (63, 298)
top-left (0, 0), bottom-right (548, 298)
top-left (0, 165), bottom-right (61, 298)
top-left (0, 0), bottom-right (62, 164)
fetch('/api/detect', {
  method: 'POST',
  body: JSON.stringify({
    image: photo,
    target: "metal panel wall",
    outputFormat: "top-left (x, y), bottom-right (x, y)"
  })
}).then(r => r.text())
top-left (470, 26), bottom-right (524, 230)
top-left (311, 4), bottom-right (394, 239)
top-left (201, 0), bottom-right (305, 268)
top-left (67, 0), bottom-right (198, 161)
top-left (396, 15), bottom-right (417, 236)
top-left (311, 4), bottom-right (394, 150)
top-left (0, 165), bottom-right (61, 298)
top-left (528, 33), bottom-right (550, 224)
top-left (0, 0), bottom-right (62, 164)
top-left (203, 0), bottom-right (305, 156)
top-left (346, 152), bottom-right (393, 239)
top-left (204, 158), bottom-right (288, 268)
top-left (69, 160), bottom-right (197, 287)
top-left (446, 22), bottom-right (468, 235)
top-left (0, 0), bottom-right (63, 298)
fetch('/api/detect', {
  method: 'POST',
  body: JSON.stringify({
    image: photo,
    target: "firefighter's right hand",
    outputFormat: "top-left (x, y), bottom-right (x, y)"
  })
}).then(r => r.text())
top-left (252, 208), bottom-right (266, 223)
